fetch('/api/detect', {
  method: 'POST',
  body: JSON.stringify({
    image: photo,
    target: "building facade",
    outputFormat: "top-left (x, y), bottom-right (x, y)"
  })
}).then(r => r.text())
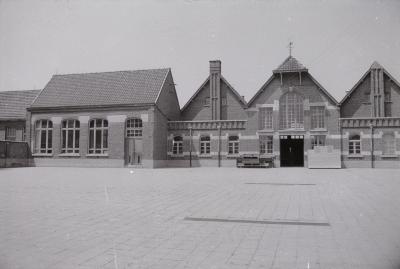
top-left (1, 56), bottom-right (398, 168)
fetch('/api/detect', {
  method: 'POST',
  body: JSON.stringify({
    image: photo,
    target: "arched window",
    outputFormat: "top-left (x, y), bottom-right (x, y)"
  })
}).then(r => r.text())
top-left (349, 134), bottom-right (361, 155)
top-left (35, 120), bottom-right (53, 154)
top-left (172, 136), bottom-right (183, 155)
top-left (89, 119), bottom-right (108, 154)
top-left (228, 135), bottom-right (239, 155)
top-left (200, 135), bottom-right (211, 155)
top-left (61, 120), bottom-right (80, 154)
top-left (126, 118), bottom-right (143, 137)
top-left (382, 133), bottom-right (395, 155)
top-left (279, 92), bottom-right (304, 129)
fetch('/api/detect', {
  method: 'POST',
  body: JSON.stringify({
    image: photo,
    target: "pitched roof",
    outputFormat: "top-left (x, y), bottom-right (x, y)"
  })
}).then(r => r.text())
top-left (181, 75), bottom-right (247, 112)
top-left (31, 68), bottom-right (170, 109)
top-left (273, 56), bottom-right (308, 73)
top-left (0, 90), bottom-right (40, 120)
top-left (340, 61), bottom-right (400, 105)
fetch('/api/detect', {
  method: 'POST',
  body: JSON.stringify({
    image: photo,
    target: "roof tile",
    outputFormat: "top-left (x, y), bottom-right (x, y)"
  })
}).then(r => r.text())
top-left (0, 90), bottom-right (40, 120)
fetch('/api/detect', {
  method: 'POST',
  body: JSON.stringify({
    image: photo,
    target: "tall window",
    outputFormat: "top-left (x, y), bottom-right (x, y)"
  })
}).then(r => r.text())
top-left (126, 118), bottom-right (143, 137)
top-left (5, 127), bottom-right (16, 141)
top-left (311, 135), bottom-right (326, 149)
top-left (382, 133), bottom-right (395, 155)
top-left (310, 106), bottom-right (325, 129)
top-left (35, 120), bottom-right (53, 154)
top-left (172, 136), bottom-right (183, 155)
top-left (259, 135), bottom-right (273, 154)
top-left (279, 92), bottom-right (304, 129)
top-left (259, 107), bottom-right (273, 130)
top-left (61, 120), bottom-right (80, 154)
top-left (349, 134), bottom-right (361, 155)
top-left (228, 135), bottom-right (239, 155)
top-left (89, 119), bottom-right (108, 154)
top-left (200, 135), bottom-right (211, 155)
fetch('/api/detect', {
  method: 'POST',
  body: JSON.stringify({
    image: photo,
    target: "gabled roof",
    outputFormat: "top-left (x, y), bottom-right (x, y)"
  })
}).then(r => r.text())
top-left (248, 57), bottom-right (338, 107)
top-left (0, 90), bottom-right (40, 120)
top-left (273, 56), bottom-right (308, 74)
top-left (181, 75), bottom-right (247, 112)
top-left (340, 61), bottom-right (400, 105)
top-left (31, 68), bottom-right (170, 109)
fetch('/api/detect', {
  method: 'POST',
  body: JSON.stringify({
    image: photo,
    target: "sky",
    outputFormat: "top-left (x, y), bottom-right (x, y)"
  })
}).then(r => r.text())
top-left (0, 0), bottom-right (399, 106)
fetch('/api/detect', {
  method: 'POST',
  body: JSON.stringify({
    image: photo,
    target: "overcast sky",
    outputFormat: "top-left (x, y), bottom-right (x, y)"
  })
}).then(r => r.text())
top-left (0, 0), bottom-right (399, 105)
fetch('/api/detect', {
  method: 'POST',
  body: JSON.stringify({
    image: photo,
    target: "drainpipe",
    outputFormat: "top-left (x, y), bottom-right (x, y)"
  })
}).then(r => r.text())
top-left (218, 124), bottom-right (222, 167)
top-left (339, 119), bottom-right (343, 167)
top-left (370, 122), bottom-right (374, 168)
top-left (189, 127), bottom-right (192, 167)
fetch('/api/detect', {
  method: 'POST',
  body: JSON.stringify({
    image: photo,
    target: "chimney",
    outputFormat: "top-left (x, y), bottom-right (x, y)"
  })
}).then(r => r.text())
top-left (209, 60), bottom-right (221, 120)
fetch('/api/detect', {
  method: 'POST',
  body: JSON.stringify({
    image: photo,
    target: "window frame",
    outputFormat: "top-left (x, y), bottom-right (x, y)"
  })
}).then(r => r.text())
top-left (172, 135), bottom-right (183, 156)
top-left (349, 134), bottom-right (361, 155)
top-left (310, 106), bottom-right (325, 130)
top-left (279, 92), bottom-right (304, 130)
top-left (34, 120), bottom-right (53, 154)
top-left (5, 127), bottom-right (16, 141)
top-left (61, 119), bottom-right (80, 154)
top-left (200, 135), bottom-right (211, 155)
top-left (311, 135), bottom-right (326, 149)
top-left (88, 119), bottom-right (108, 155)
top-left (126, 118), bottom-right (143, 138)
top-left (259, 107), bottom-right (273, 130)
top-left (259, 135), bottom-right (273, 154)
top-left (228, 135), bottom-right (239, 155)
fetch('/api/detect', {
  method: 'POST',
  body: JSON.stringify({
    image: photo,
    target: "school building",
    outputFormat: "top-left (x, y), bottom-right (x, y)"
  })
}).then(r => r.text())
top-left (1, 55), bottom-right (399, 168)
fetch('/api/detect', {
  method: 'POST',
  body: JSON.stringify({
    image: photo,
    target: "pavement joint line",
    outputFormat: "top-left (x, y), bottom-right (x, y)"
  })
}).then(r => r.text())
top-left (245, 183), bottom-right (316, 186)
top-left (183, 217), bottom-right (330, 227)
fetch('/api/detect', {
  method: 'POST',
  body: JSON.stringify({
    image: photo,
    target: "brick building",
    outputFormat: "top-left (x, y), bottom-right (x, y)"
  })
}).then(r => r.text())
top-left (1, 56), bottom-right (399, 168)
top-left (0, 90), bottom-right (40, 141)
top-left (340, 62), bottom-right (400, 168)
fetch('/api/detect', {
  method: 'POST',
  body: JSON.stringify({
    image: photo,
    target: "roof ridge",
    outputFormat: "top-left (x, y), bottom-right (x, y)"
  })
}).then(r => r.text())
top-left (53, 67), bottom-right (170, 77)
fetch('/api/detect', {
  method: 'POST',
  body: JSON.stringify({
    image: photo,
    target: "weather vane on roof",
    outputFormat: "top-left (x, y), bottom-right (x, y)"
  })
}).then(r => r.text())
top-left (288, 41), bottom-right (293, 57)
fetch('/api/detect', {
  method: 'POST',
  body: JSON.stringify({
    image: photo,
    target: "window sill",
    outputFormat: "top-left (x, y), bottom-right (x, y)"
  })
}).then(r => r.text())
top-left (348, 154), bottom-right (363, 158)
top-left (310, 129), bottom-right (327, 132)
top-left (170, 154), bottom-right (184, 158)
top-left (32, 153), bottom-right (53, 157)
top-left (58, 153), bottom-right (80, 157)
top-left (198, 154), bottom-right (213, 158)
top-left (86, 154), bottom-right (109, 158)
top-left (381, 154), bottom-right (398, 158)
top-left (227, 154), bottom-right (240, 158)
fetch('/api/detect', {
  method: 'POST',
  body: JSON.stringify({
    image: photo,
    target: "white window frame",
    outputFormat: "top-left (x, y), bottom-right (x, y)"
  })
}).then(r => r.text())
top-left (279, 92), bottom-right (304, 129)
top-left (310, 106), bottom-right (325, 129)
top-left (61, 119), bottom-right (80, 154)
top-left (228, 135), bottom-right (239, 155)
top-left (126, 118), bottom-right (143, 138)
top-left (200, 135), bottom-right (211, 155)
top-left (382, 133), bottom-right (395, 155)
top-left (259, 135), bottom-right (273, 154)
top-left (311, 135), bottom-right (326, 149)
top-left (259, 107), bottom-right (273, 130)
top-left (349, 134), bottom-right (361, 155)
top-left (172, 136), bottom-right (183, 155)
top-left (88, 119), bottom-right (108, 154)
top-left (35, 120), bottom-right (53, 154)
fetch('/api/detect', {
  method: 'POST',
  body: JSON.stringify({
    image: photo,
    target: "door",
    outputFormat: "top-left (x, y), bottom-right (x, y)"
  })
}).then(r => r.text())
top-left (280, 135), bottom-right (304, 167)
top-left (126, 138), bottom-right (142, 165)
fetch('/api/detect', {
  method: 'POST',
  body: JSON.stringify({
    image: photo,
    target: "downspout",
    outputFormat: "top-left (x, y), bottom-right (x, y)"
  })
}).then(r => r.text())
top-left (218, 124), bottom-right (222, 167)
top-left (189, 127), bottom-right (192, 167)
top-left (370, 122), bottom-right (374, 168)
top-left (339, 119), bottom-right (343, 168)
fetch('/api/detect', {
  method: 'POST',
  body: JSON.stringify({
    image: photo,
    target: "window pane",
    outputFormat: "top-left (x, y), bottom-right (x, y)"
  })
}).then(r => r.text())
top-left (89, 120), bottom-right (94, 128)
top-left (48, 121), bottom-right (53, 128)
top-left (75, 130), bottom-right (80, 149)
top-left (89, 130), bottom-right (94, 148)
top-left (75, 121), bottom-right (80, 128)
top-left (103, 120), bottom-right (108, 127)
top-left (62, 130), bottom-right (66, 148)
top-left (96, 119), bottom-right (102, 126)
top-left (40, 130), bottom-right (46, 149)
top-left (67, 130), bottom-right (74, 148)
top-left (48, 130), bottom-right (52, 149)
top-left (103, 130), bottom-right (108, 149)
top-left (96, 130), bottom-right (102, 149)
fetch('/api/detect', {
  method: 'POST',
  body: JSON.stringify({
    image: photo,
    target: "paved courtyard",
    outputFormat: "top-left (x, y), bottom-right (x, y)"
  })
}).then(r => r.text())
top-left (1, 167), bottom-right (400, 269)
